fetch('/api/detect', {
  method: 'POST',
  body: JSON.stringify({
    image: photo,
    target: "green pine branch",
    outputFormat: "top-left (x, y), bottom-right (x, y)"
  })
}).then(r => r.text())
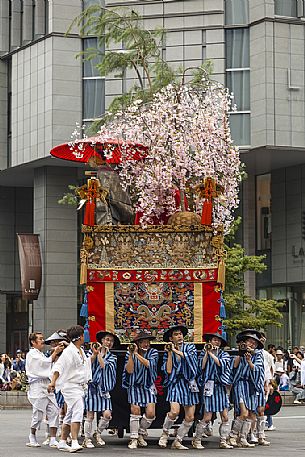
top-left (69, 5), bottom-right (213, 133)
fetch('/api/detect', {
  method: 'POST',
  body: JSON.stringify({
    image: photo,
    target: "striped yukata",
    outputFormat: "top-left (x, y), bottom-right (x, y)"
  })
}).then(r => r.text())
top-left (257, 349), bottom-right (270, 408)
top-left (232, 350), bottom-right (264, 415)
top-left (122, 348), bottom-right (159, 407)
top-left (197, 349), bottom-right (231, 412)
top-left (55, 390), bottom-right (65, 408)
top-left (162, 343), bottom-right (199, 406)
top-left (85, 351), bottom-right (117, 412)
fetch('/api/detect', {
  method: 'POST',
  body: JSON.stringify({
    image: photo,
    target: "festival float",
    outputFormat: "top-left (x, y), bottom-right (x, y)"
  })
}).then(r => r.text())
top-left (50, 76), bottom-right (242, 433)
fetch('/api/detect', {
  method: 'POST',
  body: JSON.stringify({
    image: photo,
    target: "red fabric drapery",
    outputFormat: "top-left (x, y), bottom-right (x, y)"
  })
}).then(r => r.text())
top-left (87, 282), bottom-right (106, 341)
top-left (202, 281), bottom-right (221, 334)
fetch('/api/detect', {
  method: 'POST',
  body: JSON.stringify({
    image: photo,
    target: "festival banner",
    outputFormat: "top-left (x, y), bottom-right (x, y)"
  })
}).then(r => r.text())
top-left (17, 234), bottom-right (42, 300)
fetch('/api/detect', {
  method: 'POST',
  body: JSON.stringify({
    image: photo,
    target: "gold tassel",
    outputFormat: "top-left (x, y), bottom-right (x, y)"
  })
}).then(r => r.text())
top-left (217, 259), bottom-right (226, 290)
top-left (80, 262), bottom-right (87, 285)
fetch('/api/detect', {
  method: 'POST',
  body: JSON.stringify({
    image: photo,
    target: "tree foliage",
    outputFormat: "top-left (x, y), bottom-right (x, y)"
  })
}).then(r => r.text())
top-left (68, 5), bottom-right (212, 132)
top-left (224, 217), bottom-right (283, 332)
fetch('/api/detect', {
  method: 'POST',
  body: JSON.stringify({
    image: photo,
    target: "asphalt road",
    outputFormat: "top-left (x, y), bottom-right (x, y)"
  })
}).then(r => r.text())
top-left (0, 406), bottom-right (304, 457)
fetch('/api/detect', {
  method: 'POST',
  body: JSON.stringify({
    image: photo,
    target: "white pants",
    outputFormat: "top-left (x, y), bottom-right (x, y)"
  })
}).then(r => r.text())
top-left (63, 397), bottom-right (84, 425)
top-left (28, 380), bottom-right (59, 429)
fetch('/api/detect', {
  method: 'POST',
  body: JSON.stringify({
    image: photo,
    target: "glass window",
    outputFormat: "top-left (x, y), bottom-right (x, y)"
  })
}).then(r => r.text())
top-left (256, 174), bottom-right (271, 250)
top-left (226, 70), bottom-right (250, 110)
top-left (225, 0), bottom-right (249, 25)
top-left (83, 37), bottom-right (105, 121)
top-left (83, 0), bottom-right (104, 9)
top-left (229, 113), bottom-right (250, 146)
top-left (226, 29), bottom-right (249, 68)
top-left (83, 78), bottom-right (105, 119)
top-left (83, 37), bottom-right (102, 77)
top-left (275, 0), bottom-right (297, 17)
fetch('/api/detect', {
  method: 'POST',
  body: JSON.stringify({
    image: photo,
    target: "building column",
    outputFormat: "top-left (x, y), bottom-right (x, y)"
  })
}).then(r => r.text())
top-left (0, 0), bottom-right (9, 55)
top-left (0, 187), bottom-right (15, 352)
top-left (33, 166), bottom-right (78, 336)
top-left (0, 186), bottom-right (32, 352)
top-left (242, 175), bottom-right (256, 297)
top-left (0, 60), bottom-right (7, 170)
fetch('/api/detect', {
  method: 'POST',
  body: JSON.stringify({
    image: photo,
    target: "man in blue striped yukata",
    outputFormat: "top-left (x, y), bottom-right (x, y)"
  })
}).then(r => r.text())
top-left (83, 330), bottom-right (119, 448)
top-left (194, 332), bottom-right (233, 449)
top-left (228, 330), bottom-right (265, 448)
top-left (122, 332), bottom-right (159, 449)
top-left (158, 325), bottom-right (199, 450)
top-left (243, 330), bottom-right (271, 446)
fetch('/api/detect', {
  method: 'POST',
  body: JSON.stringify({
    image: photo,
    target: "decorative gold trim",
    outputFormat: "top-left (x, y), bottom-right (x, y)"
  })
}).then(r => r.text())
top-left (81, 224), bottom-right (224, 272)
top-left (105, 283), bottom-right (114, 332)
top-left (194, 283), bottom-right (203, 342)
top-left (82, 224), bottom-right (216, 234)
top-left (87, 266), bottom-right (218, 271)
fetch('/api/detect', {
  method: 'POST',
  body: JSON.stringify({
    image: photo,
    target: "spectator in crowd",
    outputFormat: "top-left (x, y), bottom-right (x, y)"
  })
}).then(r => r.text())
top-left (301, 356), bottom-right (305, 387)
top-left (268, 344), bottom-right (276, 359)
top-left (12, 349), bottom-right (26, 372)
top-left (287, 347), bottom-right (300, 373)
top-left (0, 353), bottom-right (12, 383)
top-left (289, 352), bottom-right (305, 404)
top-left (10, 370), bottom-right (22, 391)
top-left (265, 378), bottom-right (279, 431)
top-left (277, 367), bottom-right (289, 391)
top-left (274, 349), bottom-right (286, 384)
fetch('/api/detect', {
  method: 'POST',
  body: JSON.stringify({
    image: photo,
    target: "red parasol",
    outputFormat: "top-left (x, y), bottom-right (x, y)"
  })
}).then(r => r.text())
top-left (50, 135), bottom-right (148, 164)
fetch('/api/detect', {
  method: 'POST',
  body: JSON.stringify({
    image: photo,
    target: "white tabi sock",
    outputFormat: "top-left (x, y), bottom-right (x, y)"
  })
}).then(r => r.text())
top-left (84, 418), bottom-right (93, 438)
top-left (257, 416), bottom-right (266, 438)
top-left (162, 414), bottom-right (177, 433)
top-left (230, 417), bottom-right (243, 437)
top-left (29, 433), bottom-right (38, 444)
top-left (139, 414), bottom-right (155, 435)
top-left (194, 420), bottom-right (207, 439)
top-left (176, 420), bottom-right (194, 442)
top-left (219, 422), bottom-right (230, 441)
top-left (130, 414), bottom-right (141, 439)
top-left (98, 417), bottom-right (110, 433)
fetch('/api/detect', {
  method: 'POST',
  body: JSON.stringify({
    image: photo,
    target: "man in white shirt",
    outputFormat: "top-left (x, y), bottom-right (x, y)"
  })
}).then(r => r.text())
top-left (301, 358), bottom-right (305, 387)
top-left (25, 331), bottom-right (64, 448)
top-left (48, 325), bottom-right (92, 453)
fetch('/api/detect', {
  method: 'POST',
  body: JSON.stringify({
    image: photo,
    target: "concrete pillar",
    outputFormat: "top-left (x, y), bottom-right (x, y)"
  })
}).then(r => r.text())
top-left (14, 187), bottom-right (33, 290)
top-left (48, 0), bottom-right (82, 35)
top-left (0, 60), bottom-right (7, 171)
top-left (11, 0), bottom-right (22, 50)
top-left (0, 0), bottom-right (9, 55)
top-left (0, 187), bottom-right (15, 352)
top-left (33, 166), bottom-right (78, 336)
top-left (22, 0), bottom-right (34, 44)
top-left (0, 295), bottom-right (6, 352)
top-left (242, 175), bottom-right (256, 297)
top-left (34, 0), bottom-right (46, 38)
top-left (249, 0), bottom-right (274, 22)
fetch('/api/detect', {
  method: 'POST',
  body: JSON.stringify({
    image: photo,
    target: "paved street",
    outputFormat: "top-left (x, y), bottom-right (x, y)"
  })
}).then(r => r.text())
top-left (0, 406), bottom-right (304, 456)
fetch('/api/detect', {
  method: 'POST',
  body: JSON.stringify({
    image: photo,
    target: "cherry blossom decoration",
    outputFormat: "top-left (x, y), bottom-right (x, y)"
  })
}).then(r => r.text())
top-left (98, 77), bottom-right (242, 233)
